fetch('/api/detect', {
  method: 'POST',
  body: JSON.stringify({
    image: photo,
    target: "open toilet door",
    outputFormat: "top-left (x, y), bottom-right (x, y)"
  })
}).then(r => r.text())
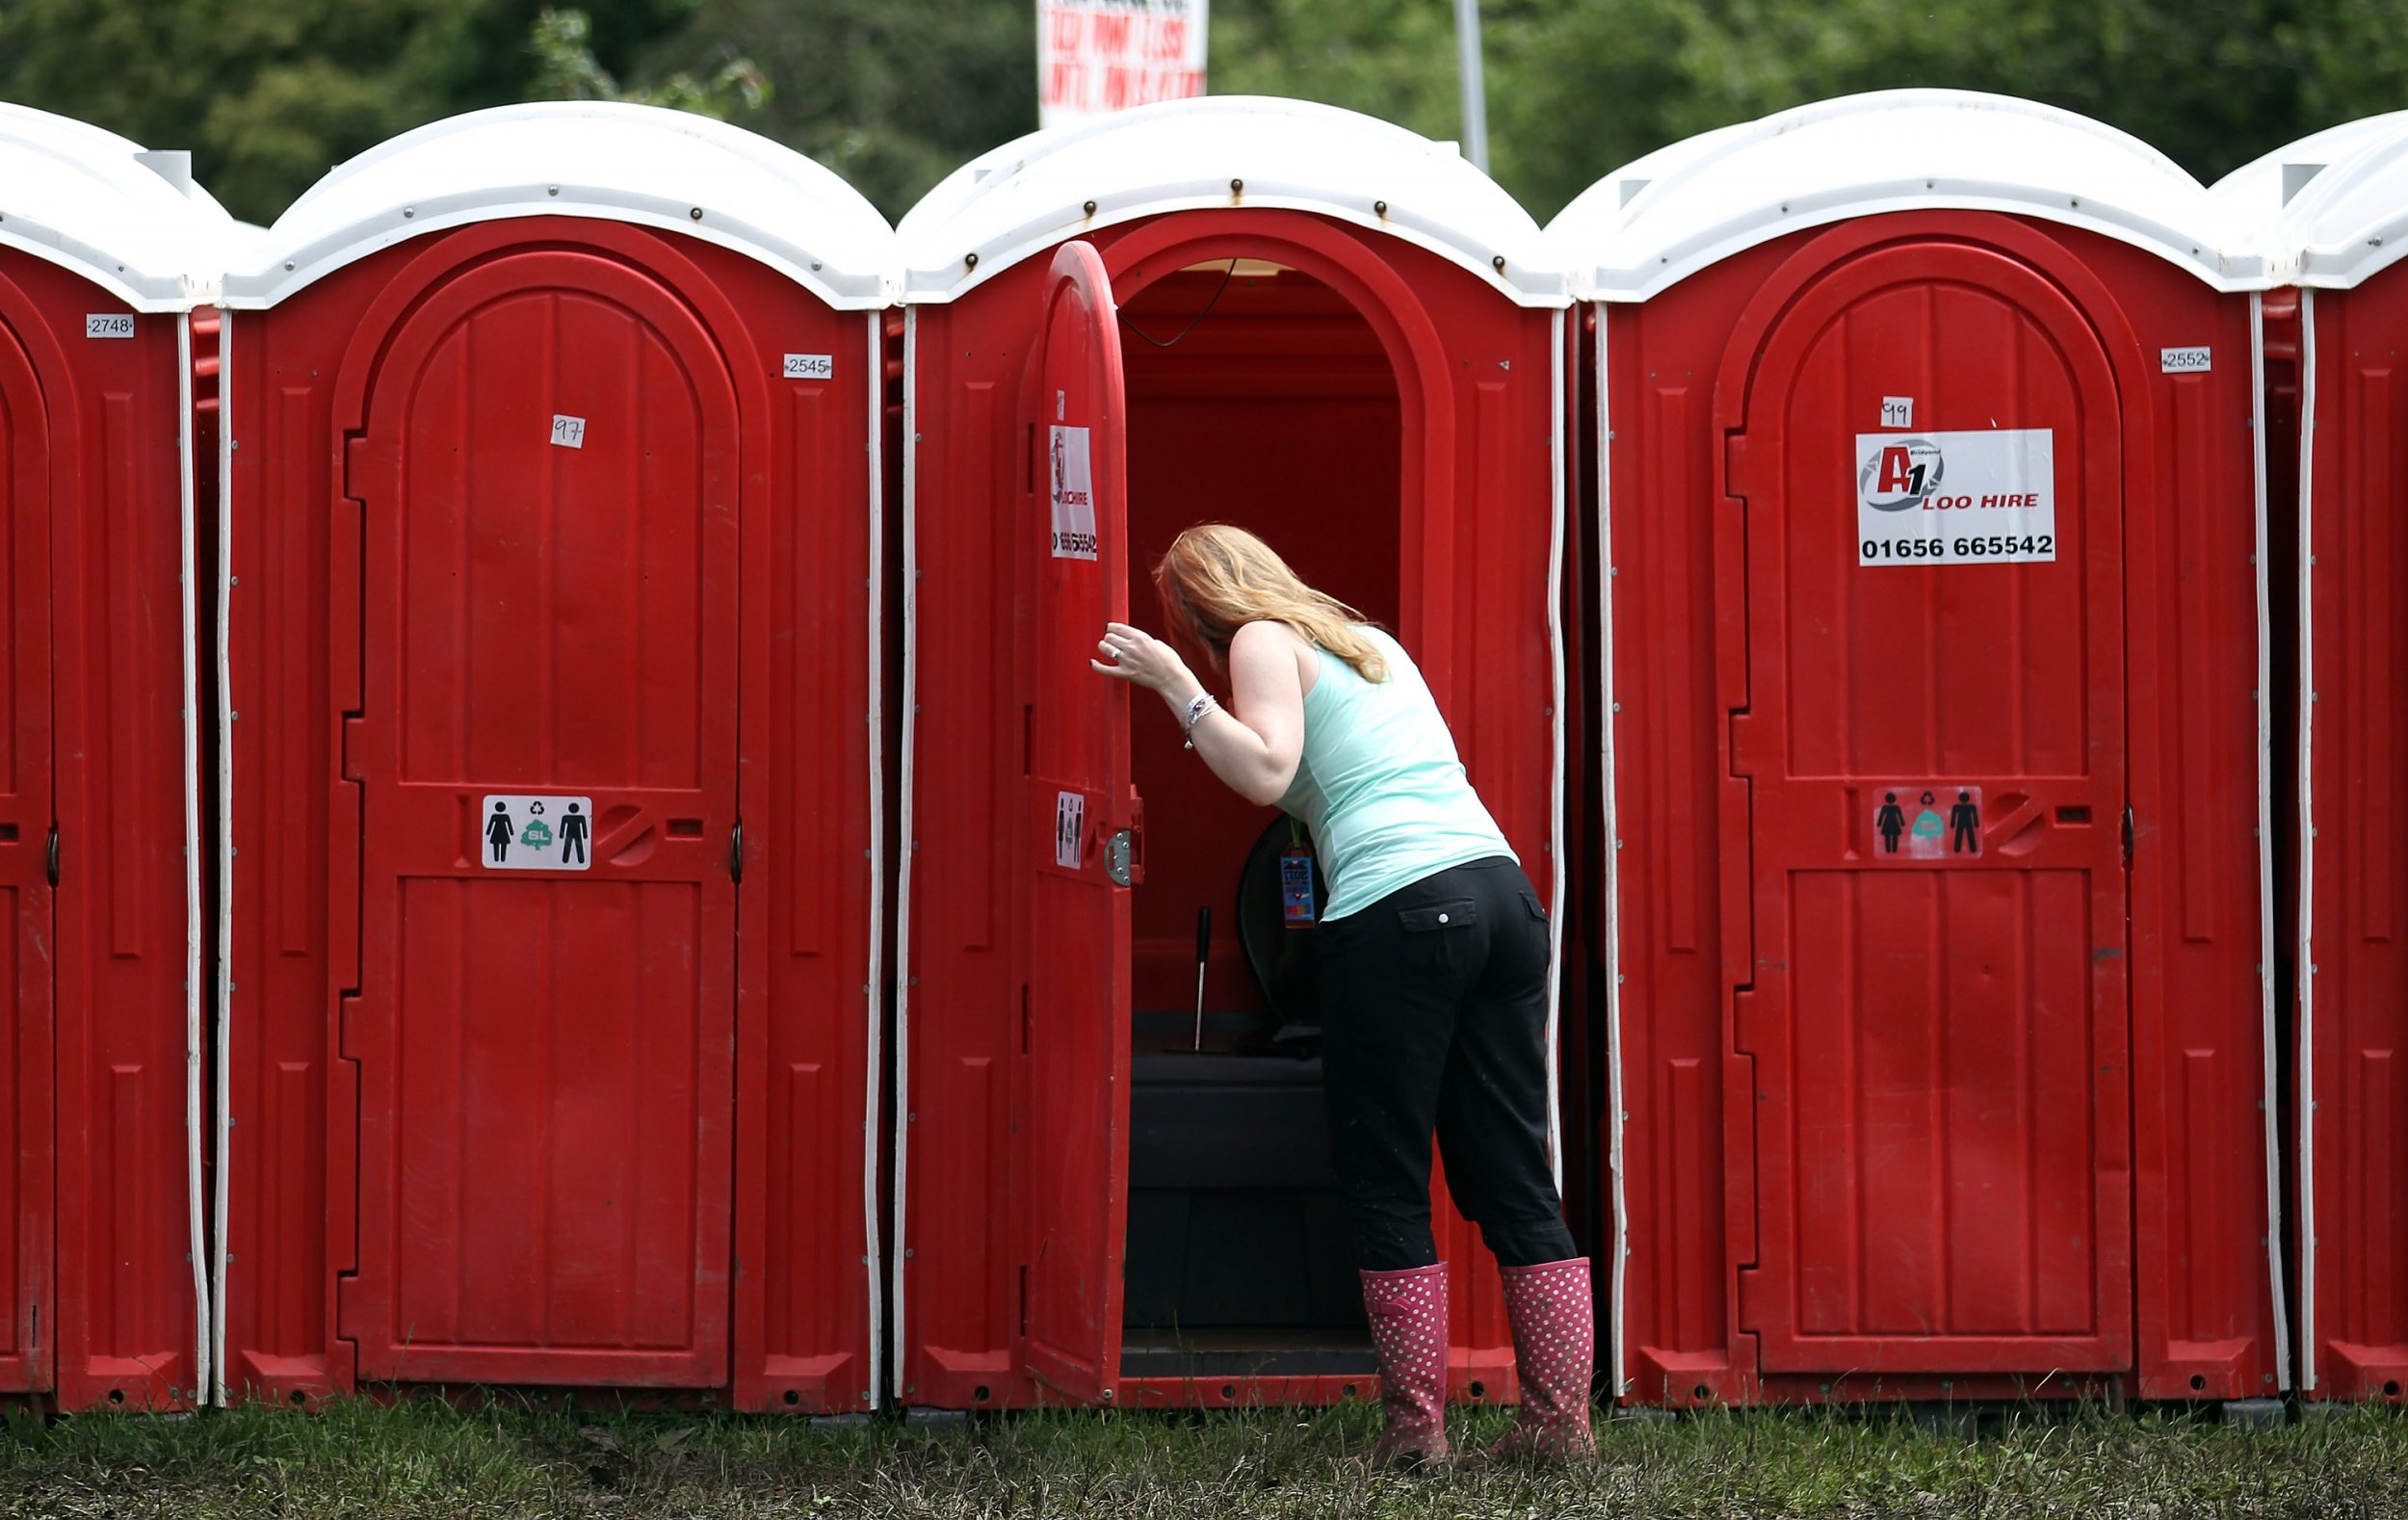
top-left (1021, 240), bottom-right (1137, 1402)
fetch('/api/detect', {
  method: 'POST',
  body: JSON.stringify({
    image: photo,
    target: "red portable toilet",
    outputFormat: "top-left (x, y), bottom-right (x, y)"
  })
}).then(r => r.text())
top-left (893, 97), bottom-right (1572, 1410)
top-left (213, 103), bottom-right (894, 1412)
top-left (0, 105), bottom-right (224, 1411)
top-left (1553, 91), bottom-right (2290, 1408)
top-left (2264, 121), bottom-right (2408, 1404)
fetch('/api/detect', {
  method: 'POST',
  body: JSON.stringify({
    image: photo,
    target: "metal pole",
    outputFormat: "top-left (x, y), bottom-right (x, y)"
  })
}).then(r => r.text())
top-left (1453, 0), bottom-right (1489, 173)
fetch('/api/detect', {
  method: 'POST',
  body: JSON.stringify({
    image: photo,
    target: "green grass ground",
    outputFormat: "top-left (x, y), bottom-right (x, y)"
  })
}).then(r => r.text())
top-left (0, 1398), bottom-right (2400, 1518)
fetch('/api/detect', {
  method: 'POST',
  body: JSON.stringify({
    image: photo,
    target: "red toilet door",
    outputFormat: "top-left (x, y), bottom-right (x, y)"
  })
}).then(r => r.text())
top-left (1020, 240), bottom-right (1136, 1403)
top-left (0, 317), bottom-right (52, 1396)
top-left (337, 250), bottom-right (741, 1388)
top-left (1722, 240), bottom-right (2134, 1377)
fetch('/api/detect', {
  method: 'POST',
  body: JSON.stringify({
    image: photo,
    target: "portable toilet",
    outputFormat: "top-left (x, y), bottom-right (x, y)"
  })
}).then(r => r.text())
top-left (213, 103), bottom-right (894, 1411)
top-left (1552, 90), bottom-right (2289, 1408)
top-left (893, 97), bottom-right (1573, 1409)
top-left (2266, 118), bottom-right (2408, 1404)
top-left (0, 104), bottom-right (225, 1412)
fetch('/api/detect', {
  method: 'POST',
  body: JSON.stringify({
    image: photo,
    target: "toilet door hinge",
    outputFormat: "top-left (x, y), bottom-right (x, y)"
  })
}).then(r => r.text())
top-left (1106, 829), bottom-right (1134, 887)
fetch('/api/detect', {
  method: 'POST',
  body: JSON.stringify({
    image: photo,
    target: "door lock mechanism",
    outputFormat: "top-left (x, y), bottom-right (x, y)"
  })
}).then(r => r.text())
top-left (1106, 829), bottom-right (1134, 886)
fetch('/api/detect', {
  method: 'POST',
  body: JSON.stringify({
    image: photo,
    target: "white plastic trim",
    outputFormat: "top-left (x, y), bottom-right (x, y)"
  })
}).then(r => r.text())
top-left (2295, 290), bottom-right (2319, 1393)
top-left (861, 311), bottom-right (888, 1412)
top-left (2248, 293), bottom-right (2293, 1393)
top-left (176, 314), bottom-right (212, 1407)
top-left (897, 95), bottom-right (1565, 309)
top-left (889, 306), bottom-right (921, 1404)
top-left (1551, 90), bottom-right (2264, 301)
top-left (1597, 318), bottom-right (1630, 1400)
top-left (222, 103), bottom-right (895, 311)
top-left (210, 311), bottom-right (237, 1406)
top-left (1544, 307), bottom-right (1568, 1198)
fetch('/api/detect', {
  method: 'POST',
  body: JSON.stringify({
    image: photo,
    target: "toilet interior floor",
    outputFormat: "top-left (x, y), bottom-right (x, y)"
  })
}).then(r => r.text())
top-left (1115, 260), bottom-right (1400, 1368)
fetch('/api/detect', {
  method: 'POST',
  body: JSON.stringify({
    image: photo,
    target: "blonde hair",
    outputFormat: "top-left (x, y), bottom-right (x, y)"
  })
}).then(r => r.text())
top-left (1153, 524), bottom-right (1389, 684)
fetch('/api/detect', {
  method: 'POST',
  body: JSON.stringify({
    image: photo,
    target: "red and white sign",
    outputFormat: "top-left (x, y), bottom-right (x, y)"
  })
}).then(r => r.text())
top-left (1038, 0), bottom-right (1208, 128)
top-left (1854, 427), bottom-right (2056, 566)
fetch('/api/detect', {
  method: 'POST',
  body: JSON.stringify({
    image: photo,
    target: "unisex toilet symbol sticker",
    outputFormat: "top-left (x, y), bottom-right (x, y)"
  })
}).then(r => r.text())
top-left (1053, 790), bottom-right (1086, 871)
top-left (1872, 785), bottom-right (1982, 861)
top-left (478, 795), bottom-right (596, 872)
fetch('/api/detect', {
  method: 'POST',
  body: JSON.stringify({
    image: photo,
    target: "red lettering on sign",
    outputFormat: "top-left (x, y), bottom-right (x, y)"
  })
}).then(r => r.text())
top-left (1090, 13), bottom-right (1133, 55)
top-left (1876, 445), bottom-right (1914, 494)
top-left (1044, 60), bottom-right (1085, 107)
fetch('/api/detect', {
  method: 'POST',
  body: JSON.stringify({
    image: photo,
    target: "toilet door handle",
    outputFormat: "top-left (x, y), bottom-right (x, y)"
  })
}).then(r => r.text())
top-left (44, 825), bottom-right (57, 888)
top-left (729, 819), bottom-right (745, 885)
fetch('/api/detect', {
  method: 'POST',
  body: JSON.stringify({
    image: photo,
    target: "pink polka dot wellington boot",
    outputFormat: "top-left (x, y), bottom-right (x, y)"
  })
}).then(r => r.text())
top-left (1358, 1262), bottom-right (1450, 1468)
top-left (1484, 1256), bottom-right (1597, 1462)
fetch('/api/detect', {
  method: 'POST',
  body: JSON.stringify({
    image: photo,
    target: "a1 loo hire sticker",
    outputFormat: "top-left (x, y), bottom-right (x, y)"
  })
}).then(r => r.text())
top-left (1871, 786), bottom-right (1983, 861)
top-left (481, 795), bottom-right (594, 871)
top-left (1857, 429), bottom-right (2055, 566)
top-left (1049, 425), bottom-right (1098, 560)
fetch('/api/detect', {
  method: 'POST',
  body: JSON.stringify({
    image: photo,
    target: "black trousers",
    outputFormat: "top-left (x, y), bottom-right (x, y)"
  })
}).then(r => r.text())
top-left (1316, 855), bottom-right (1578, 1271)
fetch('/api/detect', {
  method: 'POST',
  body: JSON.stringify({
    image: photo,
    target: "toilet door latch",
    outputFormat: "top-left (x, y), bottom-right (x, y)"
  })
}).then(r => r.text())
top-left (1106, 829), bottom-right (1134, 886)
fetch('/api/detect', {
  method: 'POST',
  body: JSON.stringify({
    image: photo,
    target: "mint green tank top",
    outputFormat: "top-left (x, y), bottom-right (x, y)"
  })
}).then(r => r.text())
top-left (1273, 625), bottom-right (1516, 921)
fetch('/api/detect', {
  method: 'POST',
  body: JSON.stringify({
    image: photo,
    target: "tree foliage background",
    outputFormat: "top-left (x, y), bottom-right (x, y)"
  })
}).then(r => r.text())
top-left (0, 0), bottom-right (2399, 227)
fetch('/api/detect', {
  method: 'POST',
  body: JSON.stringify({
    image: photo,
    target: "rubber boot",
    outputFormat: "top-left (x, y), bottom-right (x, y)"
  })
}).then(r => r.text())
top-left (1359, 1263), bottom-right (1449, 1468)
top-left (1484, 1257), bottom-right (1597, 1462)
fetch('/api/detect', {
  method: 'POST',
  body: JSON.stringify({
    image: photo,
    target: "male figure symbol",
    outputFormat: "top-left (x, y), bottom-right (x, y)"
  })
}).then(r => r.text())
top-left (1950, 790), bottom-right (1979, 853)
top-left (562, 801), bottom-right (589, 865)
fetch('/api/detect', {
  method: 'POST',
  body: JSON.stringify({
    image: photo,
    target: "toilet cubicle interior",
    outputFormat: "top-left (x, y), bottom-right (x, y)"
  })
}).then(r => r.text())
top-left (1116, 262), bottom-right (1401, 1372)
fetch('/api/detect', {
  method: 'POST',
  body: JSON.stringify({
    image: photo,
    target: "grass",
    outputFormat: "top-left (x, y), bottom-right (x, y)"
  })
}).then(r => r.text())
top-left (0, 1397), bottom-right (2400, 1518)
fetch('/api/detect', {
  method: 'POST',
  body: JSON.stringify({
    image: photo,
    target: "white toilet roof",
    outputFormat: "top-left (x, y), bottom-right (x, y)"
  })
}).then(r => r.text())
top-left (224, 102), bottom-right (895, 311)
top-left (898, 95), bottom-right (1565, 308)
top-left (2210, 112), bottom-right (2408, 225)
top-left (2264, 118), bottom-right (2408, 289)
top-left (1547, 90), bottom-right (2264, 301)
top-left (0, 102), bottom-right (238, 311)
